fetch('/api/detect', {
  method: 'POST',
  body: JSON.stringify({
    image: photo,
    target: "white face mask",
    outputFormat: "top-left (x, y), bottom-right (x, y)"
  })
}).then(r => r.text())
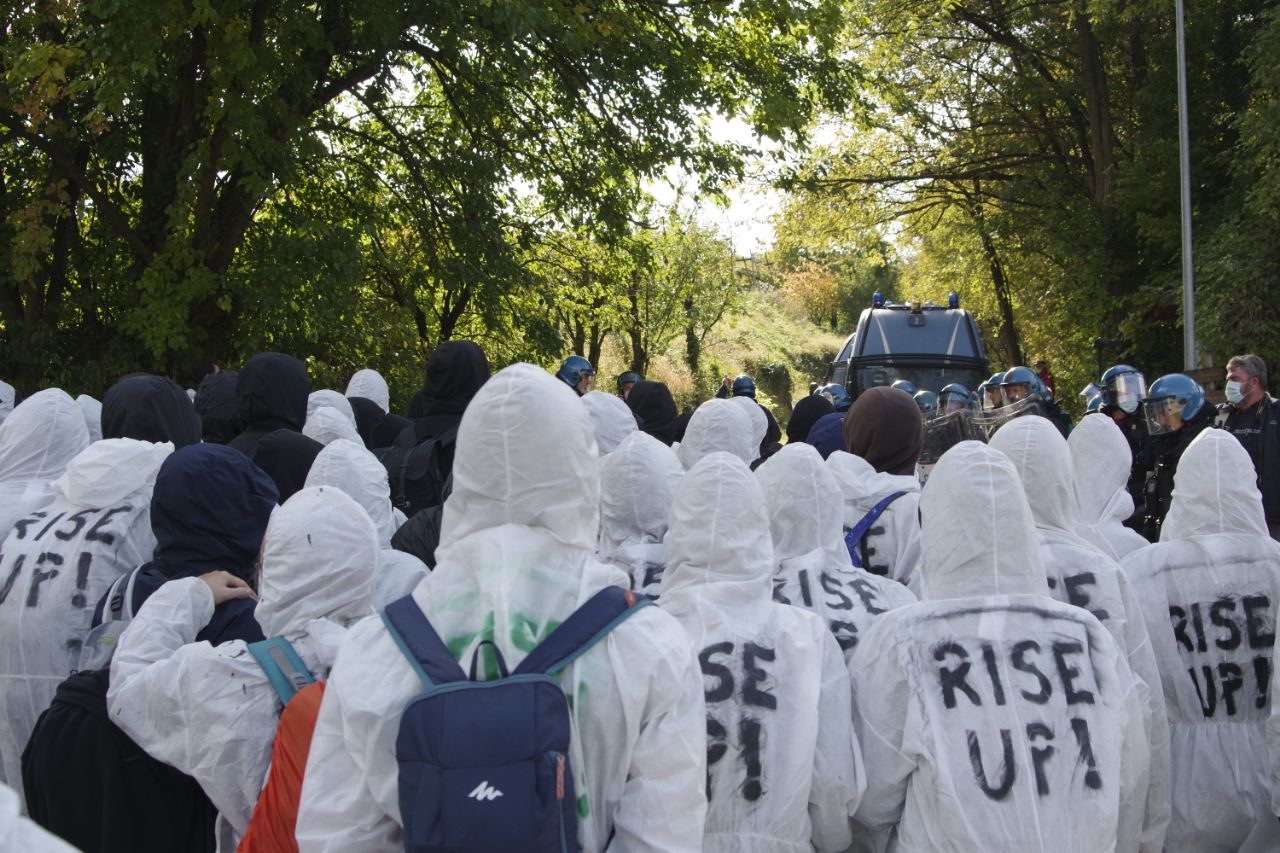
top-left (1225, 380), bottom-right (1246, 405)
top-left (1117, 392), bottom-right (1140, 414)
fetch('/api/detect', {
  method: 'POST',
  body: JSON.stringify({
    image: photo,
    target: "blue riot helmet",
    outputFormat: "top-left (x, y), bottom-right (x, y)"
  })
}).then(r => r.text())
top-left (731, 375), bottom-right (757, 398)
top-left (914, 389), bottom-right (939, 420)
top-left (981, 372), bottom-right (1005, 410)
top-left (1000, 366), bottom-right (1045, 405)
top-left (1086, 394), bottom-right (1105, 413)
top-left (1101, 364), bottom-right (1146, 415)
top-left (1078, 382), bottom-right (1102, 403)
top-left (817, 383), bottom-right (851, 412)
top-left (890, 379), bottom-right (917, 396)
top-left (555, 355), bottom-right (595, 395)
top-left (938, 383), bottom-right (974, 414)
top-left (616, 371), bottom-right (642, 397)
top-left (1143, 373), bottom-right (1205, 436)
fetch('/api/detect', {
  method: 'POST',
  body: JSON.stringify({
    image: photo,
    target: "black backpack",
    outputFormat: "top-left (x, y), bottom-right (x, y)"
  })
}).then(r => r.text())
top-left (375, 424), bottom-right (458, 517)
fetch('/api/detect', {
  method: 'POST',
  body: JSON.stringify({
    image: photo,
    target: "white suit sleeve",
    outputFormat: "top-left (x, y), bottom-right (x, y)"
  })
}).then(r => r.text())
top-left (809, 628), bottom-right (861, 852)
top-left (106, 577), bottom-right (267, 835)
top-left (1271, 650), bottom-right (1280, 816)
top-left (605, 633), bottom-right (708, 853)
top-left (1117, 572), bottom-right (1170, 853)
top-left (296, 623), bottom-right (403, 853)
top-left (1115, 650), bottom-right (1152, 853)
top-left (848, 618), bottom-right (915, 831)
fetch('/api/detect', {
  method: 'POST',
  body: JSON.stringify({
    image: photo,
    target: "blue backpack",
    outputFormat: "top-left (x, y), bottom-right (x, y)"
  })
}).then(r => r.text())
top-left (381, 586), bottom-right (651, 853)
top-left (844, 491), bottom-right (906, 572)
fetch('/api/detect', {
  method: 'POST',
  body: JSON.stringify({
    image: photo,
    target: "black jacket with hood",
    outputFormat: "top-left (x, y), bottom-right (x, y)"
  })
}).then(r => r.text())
top-left (101, 373), bottom-right (202, 448)
top-left (227, 352), bottom-right (309, 458)
top-left (22, 444), bottom-right (278, 853)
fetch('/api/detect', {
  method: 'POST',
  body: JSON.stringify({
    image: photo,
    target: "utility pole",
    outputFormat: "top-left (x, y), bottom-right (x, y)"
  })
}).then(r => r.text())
top-left (1175, 0), bottom-right (1196, 369)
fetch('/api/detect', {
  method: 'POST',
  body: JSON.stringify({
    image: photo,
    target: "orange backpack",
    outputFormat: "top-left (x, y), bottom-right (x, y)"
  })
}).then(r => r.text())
top-left (237, 638), bottom-right (326, 853)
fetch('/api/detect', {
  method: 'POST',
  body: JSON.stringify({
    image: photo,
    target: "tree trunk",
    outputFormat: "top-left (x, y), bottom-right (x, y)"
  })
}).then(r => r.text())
top-left (968, 194), bottom-right (1023, 365)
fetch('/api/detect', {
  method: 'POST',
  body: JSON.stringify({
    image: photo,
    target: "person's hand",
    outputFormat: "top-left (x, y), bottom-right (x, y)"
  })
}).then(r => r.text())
top-left (721, 376), bottom-right (732, 389)
top-left (199, 571), bottom-right (256, 605)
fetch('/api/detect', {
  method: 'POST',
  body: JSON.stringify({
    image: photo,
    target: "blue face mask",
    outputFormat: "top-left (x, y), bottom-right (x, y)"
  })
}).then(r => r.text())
top-left (1226, 380), bottom-right (1246, 405)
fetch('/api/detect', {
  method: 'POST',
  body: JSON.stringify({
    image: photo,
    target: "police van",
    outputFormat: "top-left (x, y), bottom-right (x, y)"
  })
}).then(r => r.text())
top-left (822, 292), bottom-right (988, 400)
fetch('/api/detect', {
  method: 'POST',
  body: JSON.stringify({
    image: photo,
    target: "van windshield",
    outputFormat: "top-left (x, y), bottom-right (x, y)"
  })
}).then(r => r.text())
top-left (852, 366), bottom-right (988, 397)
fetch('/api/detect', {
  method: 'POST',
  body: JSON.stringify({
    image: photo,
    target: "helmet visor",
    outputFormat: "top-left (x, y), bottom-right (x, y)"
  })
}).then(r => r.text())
top-left (1143, 396), bottom-right (1182, 435)
top-left (982, 386), bottom-right (1004, 410)
top-left (1110, 372), bottom-right (1146, 414)
top-left (1002, 382), bottom-right (1031, 404)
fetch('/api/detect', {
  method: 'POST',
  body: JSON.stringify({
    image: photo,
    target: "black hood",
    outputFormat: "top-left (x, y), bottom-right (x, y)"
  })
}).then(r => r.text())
top-left (251, 428), bottom-right (323, 502)
top-left (417, 341), bottom-right (489, 417)
top-left (194, 371), bottom-right (243, 445)
top-left (236, 353), bottom-right (309, 432)
top-left (101, 373), bottom-right (202, 448)
top-left (786, 395), bottom-right (834, 444)
top-left (625, 380), bottom-right (679, 446)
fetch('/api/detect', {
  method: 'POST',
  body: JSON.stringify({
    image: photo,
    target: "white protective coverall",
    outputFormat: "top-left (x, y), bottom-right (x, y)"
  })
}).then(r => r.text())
top-left (757, 444), bottom-right (916, 664)
top-left (677, 398), bottom-right (756, 470)
top-left (0, 437), bottom-right (170, 793)
top-left (598, 431), bottom-right (682, 597)
top-left (1123, 429), bottom-right (1280, 852)
top-left (346, 368), bottom-right (391, 413)
top-left (107, 486), bottom-right (380, 849)
top-left (0, 380), bottom-right (15, 426)
top-left (0, 389), bottom-right (90, 546)
top-left (731, 395), bottom-right (767, 450)
top-left (305, 389), bottom-right (357, 432)
top-left (582, 390), bottom-right (639, 455)
top-left (827, 450), bottom-right (923, 587)
top-left (1068, 413), bottom-right (1149, 561)
top-left (303, 405), bottom-right (364, 446)
top-left (303, 438), bottom-right (428, 607)
top-left (296, 364), bottom-right (708, 853)
top-left (850, 441), bottom-right (1150, 853)
top-left (990, 415), bottom-right (1169, 852)
top-left (662, 451), bottom-right (863, 853)
top-left (0, 782), bottom-right (78, 852)
top-left (76, 394), bottom-right (103, 443)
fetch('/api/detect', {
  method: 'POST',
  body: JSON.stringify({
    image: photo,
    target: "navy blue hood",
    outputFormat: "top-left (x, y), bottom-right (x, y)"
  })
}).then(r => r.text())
top-left (149, 444), bottom-right (279, 581)
top-left (804, 412), bottom-right (847, 459)
top-left (235, 352), bottom-right (309, 432)
top-left (101, 374), bottom-right (202, 448)
top-left (194, 370), bottom-right (243, 444)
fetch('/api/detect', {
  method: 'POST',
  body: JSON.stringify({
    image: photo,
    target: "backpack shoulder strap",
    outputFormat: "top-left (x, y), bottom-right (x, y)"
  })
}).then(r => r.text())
top-left (514, 587), bottom-right (652, 677)
top-left (381, 594), bottom-right (467, 688)
top-left (845, 491), bottom-right (907, 563)
top-left (248, 637), bottom-right (317, 706)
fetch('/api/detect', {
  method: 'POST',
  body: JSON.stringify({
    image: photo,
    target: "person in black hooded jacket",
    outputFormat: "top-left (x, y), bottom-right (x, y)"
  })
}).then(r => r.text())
top-left (193, 370), bottom-right (242, 444)
top-left (101, 373), bottom-right (203, 447)
top-left (251, 428), bottom-right (323, 502)
top-left (227, 352), bottom-right (309, 458)
top-left (786, 394), bottom-right (835, 445)
top-left (21, 444), bottom-right (277, 853)
top-left (625, 380), bottom-right (679, 446)
top-left (406, 340), bottom-right (490, 475)
top-left (349, 395), bottom-right (413, 450)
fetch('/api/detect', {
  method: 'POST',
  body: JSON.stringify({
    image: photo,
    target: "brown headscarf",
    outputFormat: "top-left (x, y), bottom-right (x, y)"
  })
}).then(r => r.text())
top-left (843, 386), bottom-right (923, 476)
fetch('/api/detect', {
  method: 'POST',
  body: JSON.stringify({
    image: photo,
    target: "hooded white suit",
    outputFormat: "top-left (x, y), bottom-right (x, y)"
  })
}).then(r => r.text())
top-left (107, 487), bottom-right (380, 849)
top-left (346, 368), bottom-right (391, 413)
top-left (304, 439), bottom-right (428, 607)
top-left (678, 398), bottom-right (756, 470)
top-left (303, 406), bottom-right (363, 446)
top-left (598, 431), bottom-right (682, 597)
top-left (295, 364), bottom-right (707, 852)
top-left (0, 438), bottom-right (170, 794)
top-left (0, 380), bottom-right (15, 427)
top-left (306, 390), bottom-right (357, 432)
top-left (731, 395), bottom-right (768, 451)
top-left (0, 389), bottom-right (90, 541)
top-left (850, 441), bottom-right (1149, 852)
top-left (76, 394), bottom-right (103, 443)
top-left (990, 416), bottom-right (1169, 852)
top-left (1121, 430), bottom-right (1280, 852)
top-left (1068, 414), bottom-right (1149, 561)
top-left (757, 445), bottom-right (916, 664)
top-left (661, 452), bottom-right (863, 853)
top-left (582, 391), bottom-right (639, 456)
top-left (827, 451), bottom-right (923, 587)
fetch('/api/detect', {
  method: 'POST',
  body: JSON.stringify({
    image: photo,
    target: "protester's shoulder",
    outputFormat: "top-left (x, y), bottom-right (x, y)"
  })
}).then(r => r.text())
top-left (606, 599), bottom-right (696, 675)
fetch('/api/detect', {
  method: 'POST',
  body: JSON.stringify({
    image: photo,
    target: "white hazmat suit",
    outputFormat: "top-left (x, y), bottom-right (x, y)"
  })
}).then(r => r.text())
top-left (346, 368), bottom-right (391, 413)
top-left (677, 398), bottom-right (756, 470)
top-left (295, 364), bottom-right (708, 852)
top-left (661, 451), bottom-right (863, 853)
top-left (305, 390), bottom-right (357, 432)
top-left (107, 486), bottom-right (380, 848)
top-left (303, 439), bottom-right (428, 607)
top-left (990, 415), bottom-right (1170, 852)
top-left (1123, 429), bottom-right (1280, 852)
top-left (76, 394), bottom-right (103, 443)
top-left (827, 450), bottom-right (923, 586)
top-left (303, 405), bottom-right (364, 447)
top-left (0, 437), bottom-right (170, 794)
top-left (0, 389), bottom-right (90, 553)
top-left (1068, 413), bottom-right (1149, 561)
top-left (598, 431), bottom-right (682, 596)
top-left (0, 380), bottom-right (15, 427)
top-left (757, 444), bottom-right (916, 663)
top-left (581, 390), bottom-right (639, 455)
top-left (850, 441), bottom-right (1150, 852)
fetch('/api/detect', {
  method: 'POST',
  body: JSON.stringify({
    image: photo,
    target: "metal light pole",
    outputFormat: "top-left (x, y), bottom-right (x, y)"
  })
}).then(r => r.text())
top-left (1175, 0), bottom-right (1196, 370)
